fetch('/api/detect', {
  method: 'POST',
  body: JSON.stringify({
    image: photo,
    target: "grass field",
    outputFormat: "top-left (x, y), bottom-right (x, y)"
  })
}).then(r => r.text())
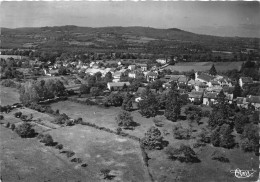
top-left (0, 126), bottom-right (97, 182)
top-left (0, 86), bottom-right (20, 106)
top-left (165, 62), bottom-right (244, 72)
top-left (48, 125), bottom-right (150, 182)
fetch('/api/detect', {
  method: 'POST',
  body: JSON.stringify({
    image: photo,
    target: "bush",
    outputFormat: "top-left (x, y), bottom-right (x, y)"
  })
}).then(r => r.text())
top-left (71, 158), bottom-right (82, 163)
top-left (115, 110), bottom-right (135, 130)
top-left (100, 169), bottom-right (112, 180)
top-left (0, 115), bottom-right (4, 120)
top-left (53, 113), bottom-right (69, 125)
top-left (74, 117), bottom-right (83, 124)
top-left (15, 122), bottom-right (36, 138)
top-left (1, 79), bottom-right (17, 88)
top-left (153, 117), bottom-right (164, 127)
top-left (55, 144), bottom-right (63, 150)
top-left (60, 150), bottom-right (75, 158)
top-left (141, 126), bottom-right (165, 150)
top-left (198, 128), bottom-right (211, 143)
top-left (202, 110), bottom-right (211, 117)
top-left (172, 124), bottom-right (191, 140)
top-left (39, 134), bottom-right (54, 146)
top-left (165, 144), bottom-right (200, 163)
top-left (10, 123), bottom-right (15, 130)
top-left (116, 127), bottom-right (122, 134)
top-left (6, 122), bottom-right (10, 128)
top-left (211, 150), bottom-right (229, 163)
top-left (14, 112), bottom-right (22, 118)
top-left (20, 115), bottom-right (28, 121)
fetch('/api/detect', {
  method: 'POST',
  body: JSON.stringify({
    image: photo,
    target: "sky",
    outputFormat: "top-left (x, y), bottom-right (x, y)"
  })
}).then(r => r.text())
top-left (1, 1), bottom-right (260, 38)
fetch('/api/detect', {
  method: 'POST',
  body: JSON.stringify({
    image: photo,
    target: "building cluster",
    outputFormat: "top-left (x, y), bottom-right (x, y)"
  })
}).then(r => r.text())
top-left (18, 56), bottom-right (260, 110)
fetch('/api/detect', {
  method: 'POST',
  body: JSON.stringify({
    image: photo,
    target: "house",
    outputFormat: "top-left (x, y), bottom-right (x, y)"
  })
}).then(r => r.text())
top-left (239, 77), bottom-right (253, 87)
top-left (246, 95), bottom-right (260, 110)
top-left (128, 65), bottom-right (136, 71)
top-left (156, 58), bottom-right (167, 64)
top-left (107, 82), bottom-right (130, 91)
top-left (236, 97), bottom-right (248, 108)
top-left (112, 71), bottom-right (122, 82)
top-left (203, 92), bottom-right (218, 106)
top-left (195, 72), bottom-right (215, 84)
top-left (128, 72), bottom-right (136, 79)
top-left (188, 91), bottom-right (204, 103)
top-left (146, 71), bottom-right (158, 82)
top-left (164, 75), bottom-right (188, 84)
top-left (138, 64), bottom-right (148, 71)
top-left (194, 81), bottom-right (207, 91)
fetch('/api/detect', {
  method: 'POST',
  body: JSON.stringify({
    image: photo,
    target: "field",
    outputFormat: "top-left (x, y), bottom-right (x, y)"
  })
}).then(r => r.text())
top-left (165, 62), bottom-right (244, 72)
top-left (48, 125), bottom-right (149, 181)
top-left (0, 125), bottom-right (96, 182)
top-left (50, 101), bottom-right (259, 181)
top-left (0, 87), bottom-right (20, 105)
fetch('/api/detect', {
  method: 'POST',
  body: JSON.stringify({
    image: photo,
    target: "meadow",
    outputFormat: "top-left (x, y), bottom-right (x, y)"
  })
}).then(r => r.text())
top-left (165, 61), bottom-right (244, 72)
top-left (0, 87), bottom-right (20, 105)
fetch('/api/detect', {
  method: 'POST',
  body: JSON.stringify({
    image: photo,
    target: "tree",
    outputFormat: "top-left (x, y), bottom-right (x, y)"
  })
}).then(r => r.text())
top-left (90, 87), bottom-right (101, 97)
top-left (39, 134), bottom-right (54, 146)
top-left (104, 71), bottom-right (113, 83)
top-left (104, 92), bottom-right (123, 107)
top-left (79, 84), bottom-right (90, 94)
top-left (211, 127), bottom-right (221, 147)
top-left (19, 81), bottom-right (40, 106)
top-left (149, 79), bottom-right (164, 91)
top-left (58, 66), bottom-right (68, 75)
top-left (164, 82), bottom-right (181, 122)
top-left (15, 122), bottom-right (36, 138)
top-left (219, 124), bottom-right (235, 149)
top-left (121, 93), bottom-right (133, 111)
top-left (233, 82), bottom-right (242, 99)
top-left (165, 144), bottom-right (200, 163)
top-left (185, 105), bottom-right (202, 124)
top-left (234, 113), bottom-right (249, 134)
top-left (209, 64), bottom-right (217, 76)
top-left (141, 126), bottom-right (164, 150)
top-left (138, 88), bottom-right (159, 117)
top-left (172, 123), bottom-right (191, 140)
top-left (115, 110), bottom-right (135, 129)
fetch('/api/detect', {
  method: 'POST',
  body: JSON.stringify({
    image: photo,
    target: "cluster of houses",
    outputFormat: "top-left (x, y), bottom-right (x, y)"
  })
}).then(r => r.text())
top-left (29, 57), bottom-right (260, 110)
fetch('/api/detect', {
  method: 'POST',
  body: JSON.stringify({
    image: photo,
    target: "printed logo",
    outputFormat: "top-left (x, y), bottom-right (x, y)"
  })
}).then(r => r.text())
top-left (230, 168), bottom-right (256, 178)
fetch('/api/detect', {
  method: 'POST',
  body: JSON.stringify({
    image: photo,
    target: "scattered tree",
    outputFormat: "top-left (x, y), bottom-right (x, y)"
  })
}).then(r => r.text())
top-left (141, 126), bottom-right (165, 150)
top-left (115, 110), bottom-right (135, 129)
top-left (15, 122), bottom-right (36, 138)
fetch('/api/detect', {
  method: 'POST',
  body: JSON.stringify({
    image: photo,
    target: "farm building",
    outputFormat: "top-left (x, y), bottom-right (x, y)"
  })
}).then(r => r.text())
top-left (239, 77), bottom-right (253, 87)
top-left (107, 82), bottom-right (130, 91)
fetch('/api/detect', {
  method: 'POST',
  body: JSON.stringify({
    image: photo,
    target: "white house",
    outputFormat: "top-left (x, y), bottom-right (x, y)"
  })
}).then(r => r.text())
top-left (107, 82), bottom-right (130, 90)
top-left (239, 77), bottom-right (253, 87)
top-left (156, 59), bottom-right (167, 64)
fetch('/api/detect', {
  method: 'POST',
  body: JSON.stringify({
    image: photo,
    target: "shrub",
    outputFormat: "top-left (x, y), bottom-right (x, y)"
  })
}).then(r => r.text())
top-left (211, 150), bottom-right (229, 163)
top-left (40, 134), bottom-right (54, 146)
top-left (20, 115), bottom-right (28, 121)
top-left (53, 113), bottom-right (69, 125)
top-left (1, 79), bottom-right (17, 87)
top-left (81, 163), bottom-right (88, 167)
top-left (55, 144), bottom-right (63, 150)
top-left (172, 124), bottom-right (191, 140)
top-left (6, 122), bottom-right (10, 128)
top-left (71, 158), bottom-right (82, 163)
top-left (14, 112), bottom-right (22, 118)
top-left (15, 122), bottom-right (36, 138)
top-left (115, 110), bottom-right (135, 130)
top-left (116, 127), bottom-right (122, 134)
top-left (193, 141), bottom-right (206, 148)
top-left (165, 144), bottom-right (200, 163)
top-left (198, 128), bottom-right (211, 143)
top-left (153, 118), bottom-right (164, 127)
top-left (202, 110), bottom-right (211, 117)
top-left (10, 123), bottom-right (15, 130)
top-left (100, 169), bottom-right (111, 180)
top-left (141, 126), bottom-right (164, 150)
top-left (0, 115), bottom-right (4, 120)
top-left (74, 117), bottom-right (83, 124)
top-left (60, 150), bottom-right (75, 158)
